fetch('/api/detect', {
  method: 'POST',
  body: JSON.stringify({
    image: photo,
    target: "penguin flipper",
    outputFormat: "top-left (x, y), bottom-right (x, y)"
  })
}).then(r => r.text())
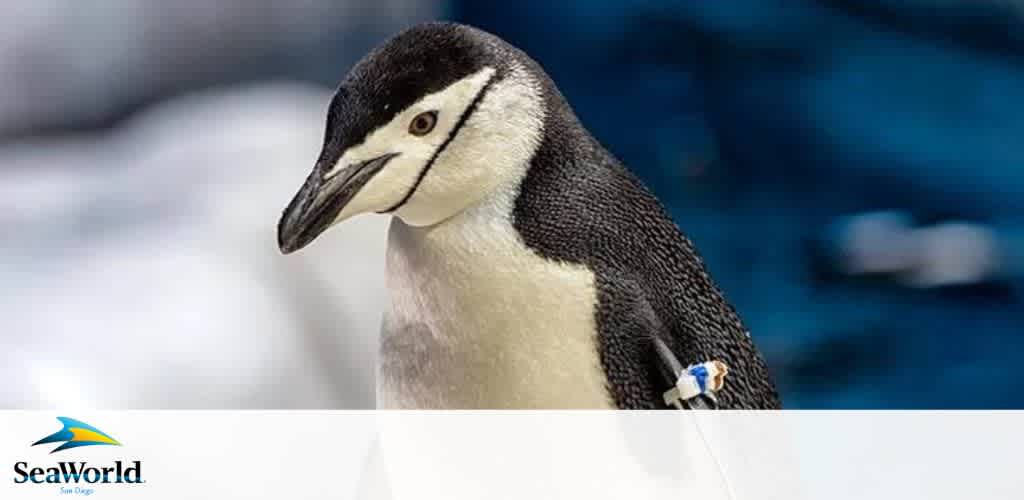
top-left (592, 272), bottom-right (772, 410)
top-left (591, 273), bottom-right (682, 409)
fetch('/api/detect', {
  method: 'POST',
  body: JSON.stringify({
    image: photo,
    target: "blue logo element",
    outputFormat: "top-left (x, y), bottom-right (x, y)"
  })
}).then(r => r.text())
top-left (32, 417), bottom-right (121, 454)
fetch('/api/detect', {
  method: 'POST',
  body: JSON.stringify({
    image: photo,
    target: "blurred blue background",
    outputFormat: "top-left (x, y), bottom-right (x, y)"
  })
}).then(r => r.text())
top-left (2, 1), bottom-right (1022, 408)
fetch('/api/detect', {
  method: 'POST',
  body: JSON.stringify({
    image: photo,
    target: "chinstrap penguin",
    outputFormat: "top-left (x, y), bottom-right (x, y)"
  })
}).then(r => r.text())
top-left (278, 22), bottom-right (781, 409)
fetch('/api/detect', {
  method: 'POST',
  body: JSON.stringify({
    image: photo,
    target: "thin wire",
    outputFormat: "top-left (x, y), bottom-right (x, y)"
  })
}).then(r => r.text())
top-left (689, 411), bottom-right (739, 500)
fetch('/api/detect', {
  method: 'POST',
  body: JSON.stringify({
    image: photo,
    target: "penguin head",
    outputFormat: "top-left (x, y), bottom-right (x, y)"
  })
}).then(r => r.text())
top-left (278, 22), bottom-right (547, 254)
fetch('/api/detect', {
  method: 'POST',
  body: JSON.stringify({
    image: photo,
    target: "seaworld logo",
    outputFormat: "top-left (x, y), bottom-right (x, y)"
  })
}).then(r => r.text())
top-left (13, 417), bottom-right (144, 488)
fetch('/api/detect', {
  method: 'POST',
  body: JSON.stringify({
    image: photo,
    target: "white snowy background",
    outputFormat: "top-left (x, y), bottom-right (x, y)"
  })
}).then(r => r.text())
top-left (0, 0), bottom-right (442, 408)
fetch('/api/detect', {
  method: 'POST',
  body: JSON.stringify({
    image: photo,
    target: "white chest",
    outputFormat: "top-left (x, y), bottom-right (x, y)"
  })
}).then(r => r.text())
top-left (378, 206), bottom-right (613, 409)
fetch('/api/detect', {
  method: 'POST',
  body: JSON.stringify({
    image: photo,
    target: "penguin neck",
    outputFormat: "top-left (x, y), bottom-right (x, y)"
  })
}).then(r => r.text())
top-left (384, 164), bottom-right (527, 281)
top-left (396, 173), bottom-right (520, 241)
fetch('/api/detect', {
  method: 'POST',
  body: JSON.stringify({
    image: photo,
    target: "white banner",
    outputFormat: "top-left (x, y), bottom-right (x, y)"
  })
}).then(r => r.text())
top-left (0, 411), bottom-right (1020, 499)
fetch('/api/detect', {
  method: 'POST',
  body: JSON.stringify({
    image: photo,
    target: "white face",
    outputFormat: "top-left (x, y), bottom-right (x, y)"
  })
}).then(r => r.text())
top-left (326, 64), bottom-right (545, 227)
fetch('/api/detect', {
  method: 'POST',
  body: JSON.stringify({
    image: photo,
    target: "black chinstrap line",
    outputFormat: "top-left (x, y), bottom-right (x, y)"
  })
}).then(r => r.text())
top-left (379, 73), bottom-right (499, 214)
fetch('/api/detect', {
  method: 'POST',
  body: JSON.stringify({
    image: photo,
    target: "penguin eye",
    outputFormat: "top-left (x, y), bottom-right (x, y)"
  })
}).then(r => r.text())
top-left (408, 111), bottom-right (437, 136)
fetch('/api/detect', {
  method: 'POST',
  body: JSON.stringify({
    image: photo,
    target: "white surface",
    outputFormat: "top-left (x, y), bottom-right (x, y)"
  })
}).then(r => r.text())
top-left (0, 411), bottom-right (1019, 499)
top-left (0, 84), bottom-right (390, 408)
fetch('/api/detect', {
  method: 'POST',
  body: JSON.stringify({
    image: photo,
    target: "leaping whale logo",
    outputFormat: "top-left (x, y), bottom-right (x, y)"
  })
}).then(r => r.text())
top-left (32, 417), bottom-right (121, 454)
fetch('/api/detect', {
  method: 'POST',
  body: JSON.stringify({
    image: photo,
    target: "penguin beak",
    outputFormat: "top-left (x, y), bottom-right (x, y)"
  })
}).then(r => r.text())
top-left (278, 153), bottom-right (399, 254)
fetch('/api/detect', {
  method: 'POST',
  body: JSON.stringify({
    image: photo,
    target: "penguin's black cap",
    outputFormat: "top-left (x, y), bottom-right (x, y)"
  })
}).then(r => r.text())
top-left (323, 22), bottom-right (505, 161)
